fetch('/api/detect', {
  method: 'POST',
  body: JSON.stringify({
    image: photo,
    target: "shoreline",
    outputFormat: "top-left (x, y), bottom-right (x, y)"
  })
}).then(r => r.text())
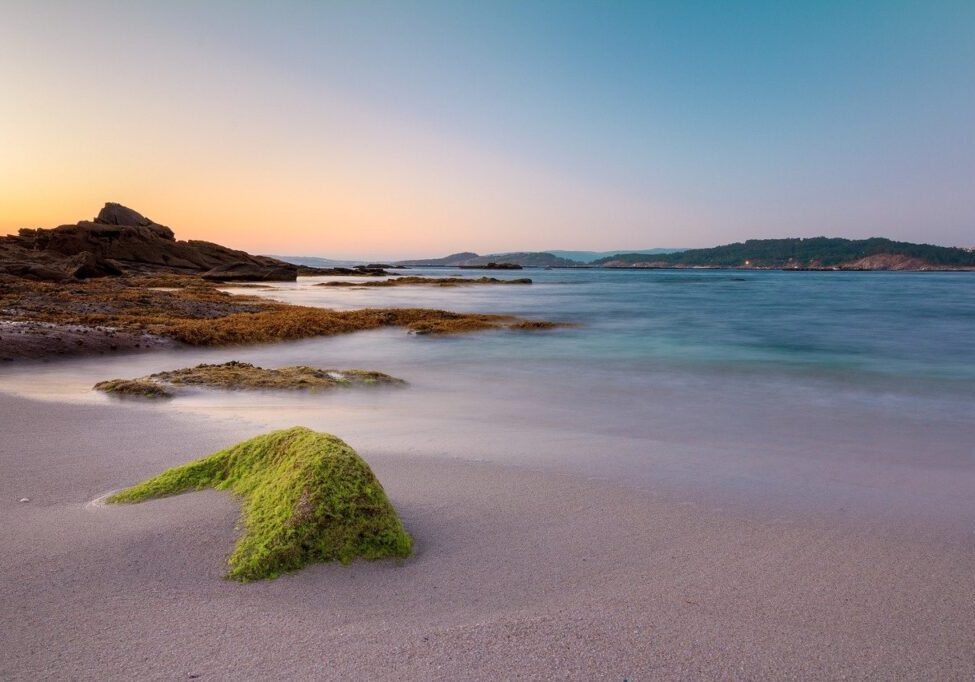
top-left (2, 391), bottom-right (974, 678)
top-left (0, 274), bottom-right (566, 363)
top-left (0, 320), bottom-right (175, 362)
top-left (413, 264), bottom-right (975, 272)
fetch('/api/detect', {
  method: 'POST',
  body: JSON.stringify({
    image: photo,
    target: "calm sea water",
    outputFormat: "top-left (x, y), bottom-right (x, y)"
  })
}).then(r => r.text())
top-left (3, 269), bottom-right (974, 530)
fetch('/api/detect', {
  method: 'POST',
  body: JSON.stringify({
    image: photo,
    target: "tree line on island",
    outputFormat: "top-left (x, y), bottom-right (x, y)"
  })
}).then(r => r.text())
top-left (363, 237), bottom-right (975, 271)
top-left (593, 237), bottom-right (975, 269)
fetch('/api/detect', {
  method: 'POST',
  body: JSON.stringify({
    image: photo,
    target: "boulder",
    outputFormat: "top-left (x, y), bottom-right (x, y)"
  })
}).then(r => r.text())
top-left (95, 202), bottom-right (152, 227)
top-left (94, 202), bottom-right (175, 239)
top-left (0, 262), bottom-right (72, 282)
top-left (65, 251), bottom-right (124, 279)
top-left (107, 427), bottom-right (413, 581)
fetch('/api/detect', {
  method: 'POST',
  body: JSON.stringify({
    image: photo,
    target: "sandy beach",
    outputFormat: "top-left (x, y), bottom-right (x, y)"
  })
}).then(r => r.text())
top-left (3, 390), bottom-right (973, 680)
top-left (6, 0), bottom-right (975, 677)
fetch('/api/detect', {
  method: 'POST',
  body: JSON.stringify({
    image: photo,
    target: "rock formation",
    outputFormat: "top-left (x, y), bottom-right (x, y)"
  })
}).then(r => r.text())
top-left (0, 203), bottom-right (298, 281)
top-left (108, 427), bottom-right (413, 580)
top-left (94, 361), bottom-right (406, 398)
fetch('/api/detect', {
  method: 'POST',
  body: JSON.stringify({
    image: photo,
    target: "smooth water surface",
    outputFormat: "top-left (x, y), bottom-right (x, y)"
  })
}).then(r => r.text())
top-left (3, 269), bottom-right (974, 531)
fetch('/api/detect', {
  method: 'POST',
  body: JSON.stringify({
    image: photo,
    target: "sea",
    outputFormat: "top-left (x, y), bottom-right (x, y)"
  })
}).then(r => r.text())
top-left (3, 268), bottom-right (974, 533)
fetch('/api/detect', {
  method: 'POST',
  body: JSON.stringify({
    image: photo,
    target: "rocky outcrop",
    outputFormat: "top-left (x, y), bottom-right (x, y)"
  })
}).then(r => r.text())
top-left (0, 243), bottom-right (123, 281)
top-left (95, 202), bottom-right (171, 232)
top-left (202, 262), bottom-right (299, 282)
top-left (0, 203), bottom-right (297, 282)
top-left (94, 361), bottom-right (406, 398)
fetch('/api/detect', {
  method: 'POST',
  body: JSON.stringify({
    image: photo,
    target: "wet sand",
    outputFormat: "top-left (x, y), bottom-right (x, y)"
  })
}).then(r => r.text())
top-left (0, 320), bottom-right (175, 361)
top-left (2, 391), bottom-right (974, 680)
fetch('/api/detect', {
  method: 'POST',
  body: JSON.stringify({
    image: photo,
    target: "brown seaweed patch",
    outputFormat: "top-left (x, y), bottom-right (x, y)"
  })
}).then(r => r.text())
top-left (95, 361), bottom-right (405, 397)
top-left (1, 276), bottom-right (567, 355)
top-left (92, 378), bottom-right (175, 399)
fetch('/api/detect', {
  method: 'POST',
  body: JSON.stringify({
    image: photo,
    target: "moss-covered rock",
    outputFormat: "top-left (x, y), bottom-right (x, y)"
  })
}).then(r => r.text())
top-left (91, 378), bottom-right (174, 398)
top-left (94, 361), bottom-right (405, 398)
top-left (109, 427), bottom-right (412, 580)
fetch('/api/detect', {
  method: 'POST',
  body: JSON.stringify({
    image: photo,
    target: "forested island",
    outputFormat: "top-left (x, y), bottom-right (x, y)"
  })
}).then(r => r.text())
top-left (593, 237), bottom-right (975, 270)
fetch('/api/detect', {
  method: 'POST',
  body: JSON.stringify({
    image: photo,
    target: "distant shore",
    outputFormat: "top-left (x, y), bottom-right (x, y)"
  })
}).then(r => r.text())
top-left (412, 263), bottom-right (975, 272)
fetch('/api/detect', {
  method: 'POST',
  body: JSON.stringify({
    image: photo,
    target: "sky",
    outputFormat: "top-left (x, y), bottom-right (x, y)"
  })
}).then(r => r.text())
top-left (1, 1), bottom-right (973, 259)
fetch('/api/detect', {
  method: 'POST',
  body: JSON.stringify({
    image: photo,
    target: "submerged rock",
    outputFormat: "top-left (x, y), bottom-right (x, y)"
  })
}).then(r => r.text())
top-left (93, 379), bottom-right (175, 399)
top-left (94, 361), bottom-right (406, 398)
top-left (108, 427), bottom-right (413, 580)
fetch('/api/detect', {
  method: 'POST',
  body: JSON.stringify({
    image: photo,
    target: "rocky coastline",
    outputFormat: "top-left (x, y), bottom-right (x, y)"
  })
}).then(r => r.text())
top-left (0, 204), bottom-right (565, 362)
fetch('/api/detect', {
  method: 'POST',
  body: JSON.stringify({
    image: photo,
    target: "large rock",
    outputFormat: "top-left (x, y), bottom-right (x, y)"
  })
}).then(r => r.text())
top-left (94, 202), bottom-right (175, 240)
top-left (107, 427), bottom-right (413, 581)
top-left (0, 203), bottom-right (298, 281)
top-left (95, 202), bottom-right (150, 226)
top-left (65, 251), bottom-right (124, 279)
top-left (0, 261), bottom-right (72, 282)
top-left (0, 242), bottom-right (121, 281)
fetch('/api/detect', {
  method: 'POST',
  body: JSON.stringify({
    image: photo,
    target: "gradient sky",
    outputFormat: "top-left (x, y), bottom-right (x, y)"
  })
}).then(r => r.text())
top-left (2, 1), bottom-right (973, 258)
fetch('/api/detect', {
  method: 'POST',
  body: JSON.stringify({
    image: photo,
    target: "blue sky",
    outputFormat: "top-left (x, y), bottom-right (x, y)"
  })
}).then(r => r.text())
top-left (2, 1), bottom-right (973, 256)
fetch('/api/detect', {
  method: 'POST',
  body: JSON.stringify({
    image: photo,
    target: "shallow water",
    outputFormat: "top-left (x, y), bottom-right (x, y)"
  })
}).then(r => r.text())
top-left (3, 269), bottom-right (974, 531)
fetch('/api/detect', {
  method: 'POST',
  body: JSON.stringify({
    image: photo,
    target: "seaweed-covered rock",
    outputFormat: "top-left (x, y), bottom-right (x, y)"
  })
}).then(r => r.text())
top-left (109, 427), bottom-right (412, 580)
top-left (92, 379), bottom-right (174, 399)
top-left (94, 361), bottom-right (405, 397)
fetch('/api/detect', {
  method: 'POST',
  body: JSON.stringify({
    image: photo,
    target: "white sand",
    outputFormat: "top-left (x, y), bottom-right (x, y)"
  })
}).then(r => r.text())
top-left (1, 392), bottom-right (973, 679)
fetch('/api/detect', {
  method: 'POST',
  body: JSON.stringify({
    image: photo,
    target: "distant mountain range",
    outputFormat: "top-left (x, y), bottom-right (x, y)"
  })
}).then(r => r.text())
top-left (394, 249), bottom-right (684, 267)
top-left (593, 238), bottom-right (975, 270)
top-left (276, 249), bottom-right (686, 269)
top-left (396, 252), bottom-right (579, 267)
top-left (275, 238), bottom-right (975, 272)
top-left (543, 249), bottom-right (685, 263)
top-left (271, 255), bottom-right (368, 268)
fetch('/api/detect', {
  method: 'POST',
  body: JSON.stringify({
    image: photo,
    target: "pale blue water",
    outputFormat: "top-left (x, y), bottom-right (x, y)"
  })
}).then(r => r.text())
top-left (239, 267), bottom-right (975, 380)
top-left (3, 269), bottom-right (974, 530)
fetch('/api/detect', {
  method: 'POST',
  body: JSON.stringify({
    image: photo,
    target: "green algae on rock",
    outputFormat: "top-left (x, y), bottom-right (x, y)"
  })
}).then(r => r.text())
top-left (94, 361), bottom-right (405, 398)
top-left (92, 378), bottom-right (176, 398)
top-left (108, 427), bottom-right (412, 581)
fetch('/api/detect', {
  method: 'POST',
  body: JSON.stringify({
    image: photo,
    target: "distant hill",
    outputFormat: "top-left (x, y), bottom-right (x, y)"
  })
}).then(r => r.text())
top-left (592, 238), bottom-right (975, 270)
top-left (272, 255), bottom-right (366, 268)
top-left (468, 252), bottom-right (580, 267)
top-left (395, 252), bottom-right (479, 267)
top-left (396, 251), bottom-right (579, 267)
top-left (545, 248), bottom-right (685, 263)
